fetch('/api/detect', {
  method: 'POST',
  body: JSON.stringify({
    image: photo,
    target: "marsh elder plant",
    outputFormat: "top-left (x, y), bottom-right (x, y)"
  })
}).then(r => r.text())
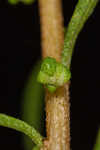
top-left (0, 0), bottom-right (100, 150)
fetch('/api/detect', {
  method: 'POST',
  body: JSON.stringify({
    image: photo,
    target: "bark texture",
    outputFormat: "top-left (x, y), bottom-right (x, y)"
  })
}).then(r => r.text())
top-left (43, 84), bottom-right (70, 150)
top-left (38, 0), bottom-right (70, 150)
top-left (38, 0), bottom-right (64, 61)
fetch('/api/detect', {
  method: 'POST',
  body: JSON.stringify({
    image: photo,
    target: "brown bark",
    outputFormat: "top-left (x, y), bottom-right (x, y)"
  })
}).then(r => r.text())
top-left (43, 84), bottom-right (70, 150)
top-left (38, 0), bottom-right (70, 150)
top-left (38, 0), bottom-right (64, 61)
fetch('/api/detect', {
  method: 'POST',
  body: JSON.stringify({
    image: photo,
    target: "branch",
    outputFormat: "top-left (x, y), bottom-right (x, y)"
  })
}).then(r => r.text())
top-left (62, 0), bottom-right (99, 68)
top-left (38, 0), bottom-right (98, 150)
top-left (38, 0), bottom-right (70, 150)
top-left (0, 113), bottom-right (43, 147)
top-left (38, 0), bottom-right (64, 61)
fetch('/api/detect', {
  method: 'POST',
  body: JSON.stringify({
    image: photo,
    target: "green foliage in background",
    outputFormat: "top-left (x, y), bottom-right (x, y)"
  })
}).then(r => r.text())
top-left (93, 128), bottom-right (100, 150)
top-left (8, 0), bottom-right (35, 5)
top-left (21, 61), bottom-right (45, 150)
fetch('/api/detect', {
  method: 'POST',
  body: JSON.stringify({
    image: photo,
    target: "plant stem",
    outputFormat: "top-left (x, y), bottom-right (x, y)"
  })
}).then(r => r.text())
top-left (38, 0), bottom-right (64, 62)
top-left (38, 0), bottom-right (98, 149)
top-left (44, 84), bottom-right (70, 150)
top-left (0, 113), bottom-right (43, 147)
top-left (38, 0), bottom-right (70, 150)
top-left (62, 0), bottom-right (99, 68)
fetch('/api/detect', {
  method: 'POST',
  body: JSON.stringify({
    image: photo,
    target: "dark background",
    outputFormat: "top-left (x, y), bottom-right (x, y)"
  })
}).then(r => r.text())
top-left (0, 0), bottom-right (100, 150)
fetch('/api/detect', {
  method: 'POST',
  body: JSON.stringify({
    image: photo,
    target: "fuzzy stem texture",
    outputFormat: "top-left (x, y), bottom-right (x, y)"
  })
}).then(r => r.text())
top-left (62, 0), bottom-right (99, 68)
top-left (38, 0), bottom-right (70, 150)
top-left (0, 114), bottom-right (43, 147)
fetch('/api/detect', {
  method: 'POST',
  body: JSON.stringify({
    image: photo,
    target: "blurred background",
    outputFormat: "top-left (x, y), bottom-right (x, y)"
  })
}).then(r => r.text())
top-left (0, 0), bottom-right (100, 150)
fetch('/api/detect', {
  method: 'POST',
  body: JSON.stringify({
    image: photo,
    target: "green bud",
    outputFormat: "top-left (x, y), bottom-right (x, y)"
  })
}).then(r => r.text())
top-left (37, 57), bottom-right (71, 93)
top-left (41, 57), bottom-right (56, 76)
top-left (46, 85), bottom-right (57, 93)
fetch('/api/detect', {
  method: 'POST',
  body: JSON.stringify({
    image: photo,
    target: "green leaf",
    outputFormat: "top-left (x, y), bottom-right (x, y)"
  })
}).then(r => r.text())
top-left (0, 114), bottom-right (43, 147)
top-left (8, 0), bottom-right (35, 5)
top-left (62, 0), bottom-right (99, 68)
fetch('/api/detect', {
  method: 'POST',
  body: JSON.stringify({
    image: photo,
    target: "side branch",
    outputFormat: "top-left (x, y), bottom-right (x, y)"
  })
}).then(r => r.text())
top-left (62, 0), bottom-right (99, 68)
top-left (0, 114), bottom-right (43, 147)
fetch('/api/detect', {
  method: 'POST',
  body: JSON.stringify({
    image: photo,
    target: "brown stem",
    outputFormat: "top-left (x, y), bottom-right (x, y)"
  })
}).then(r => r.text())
top-left (38, 0), bottom-right (70, 150)
top-left (44, 84), bottom-right (70, 150)
top-left (38, 0), bottom-right (64, 61)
